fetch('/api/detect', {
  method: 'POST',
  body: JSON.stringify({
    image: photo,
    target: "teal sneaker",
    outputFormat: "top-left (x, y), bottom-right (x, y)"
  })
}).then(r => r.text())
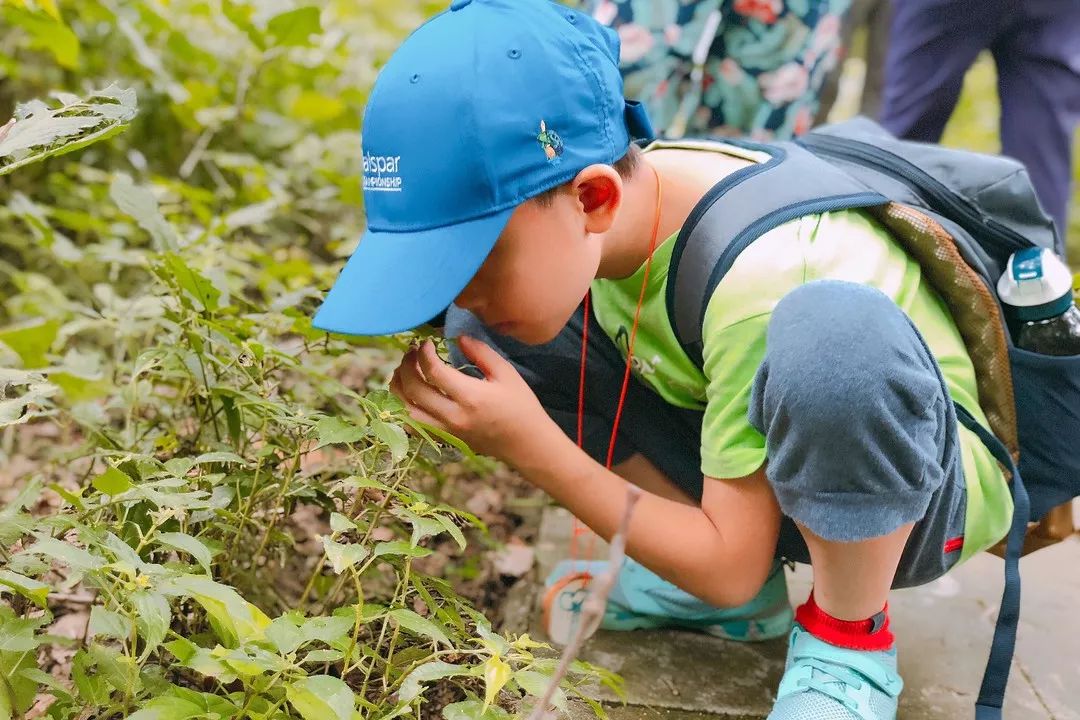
top-left (767, 623), bottom-right (903, 720)
top-left (542, 557), bottom-right (793, 647)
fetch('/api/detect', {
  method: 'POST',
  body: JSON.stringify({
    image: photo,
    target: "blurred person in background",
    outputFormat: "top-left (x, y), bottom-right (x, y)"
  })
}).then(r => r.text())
top-left (581, 0), bottom-right (852, 141)
top-left (815, 0), bottom-right (890, 125)
top-left (880, 0), bottom-right (1080, 255)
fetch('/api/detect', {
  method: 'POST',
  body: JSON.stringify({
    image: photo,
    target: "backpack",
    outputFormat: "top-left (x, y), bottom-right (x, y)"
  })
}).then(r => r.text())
top-left (665, 117), bottom-right (1080, 720)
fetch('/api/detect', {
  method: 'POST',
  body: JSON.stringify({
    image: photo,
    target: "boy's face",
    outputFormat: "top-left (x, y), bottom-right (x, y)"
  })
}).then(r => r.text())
top-left (454, 189), bottom-right (602, 345)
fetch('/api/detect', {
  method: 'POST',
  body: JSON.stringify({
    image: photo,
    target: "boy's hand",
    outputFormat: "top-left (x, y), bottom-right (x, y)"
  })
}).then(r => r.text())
top-left (389, 337), bottom-right (556, 464)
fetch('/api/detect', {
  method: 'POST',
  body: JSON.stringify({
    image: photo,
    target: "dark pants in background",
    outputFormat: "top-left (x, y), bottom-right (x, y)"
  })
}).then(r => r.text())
top-left (880, 0), bottom-right (1080, 253)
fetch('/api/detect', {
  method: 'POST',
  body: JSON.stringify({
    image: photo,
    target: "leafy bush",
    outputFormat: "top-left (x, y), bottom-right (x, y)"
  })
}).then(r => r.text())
top-left (0, 3), bottom-right (615, 718)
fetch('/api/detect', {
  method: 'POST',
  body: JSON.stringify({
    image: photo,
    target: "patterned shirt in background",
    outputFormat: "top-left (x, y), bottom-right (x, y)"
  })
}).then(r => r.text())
top-left (579, 0), bottom-right (851, 140)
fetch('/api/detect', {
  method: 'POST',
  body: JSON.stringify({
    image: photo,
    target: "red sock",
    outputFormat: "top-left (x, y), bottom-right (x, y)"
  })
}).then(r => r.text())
top-left (794, 590), bottom-right (894, 652)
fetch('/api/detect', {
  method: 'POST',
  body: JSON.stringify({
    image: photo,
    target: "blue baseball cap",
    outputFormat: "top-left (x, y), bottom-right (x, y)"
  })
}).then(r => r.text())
top-left (312, 0), bottom-right (653, 336)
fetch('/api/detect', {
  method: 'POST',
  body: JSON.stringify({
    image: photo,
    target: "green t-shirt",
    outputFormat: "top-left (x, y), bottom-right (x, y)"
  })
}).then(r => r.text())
top-left (590, 151), bottom-right (1012, 564)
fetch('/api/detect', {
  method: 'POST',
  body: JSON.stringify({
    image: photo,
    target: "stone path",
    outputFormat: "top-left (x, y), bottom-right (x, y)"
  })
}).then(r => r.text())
top-left (523, 507), bottom-right (1080, 720)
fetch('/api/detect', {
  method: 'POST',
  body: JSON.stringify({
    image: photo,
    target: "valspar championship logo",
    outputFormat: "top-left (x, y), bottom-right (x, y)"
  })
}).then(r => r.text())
top-left (363, 153), bottom-right (403, 192)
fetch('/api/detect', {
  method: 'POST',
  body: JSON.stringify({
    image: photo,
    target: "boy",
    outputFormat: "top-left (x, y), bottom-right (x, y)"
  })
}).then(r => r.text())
top-left (313, 1), bottom-right (1013, 717)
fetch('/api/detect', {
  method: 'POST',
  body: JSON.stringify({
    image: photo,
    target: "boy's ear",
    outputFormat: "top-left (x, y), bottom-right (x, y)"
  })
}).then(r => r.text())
top-left (572, 164), bottom-right (622, 235)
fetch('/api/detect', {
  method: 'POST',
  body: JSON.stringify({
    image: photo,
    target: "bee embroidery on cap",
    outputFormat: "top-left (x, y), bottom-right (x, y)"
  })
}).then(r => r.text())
top-left (537, 120), bottom-right (564, 163)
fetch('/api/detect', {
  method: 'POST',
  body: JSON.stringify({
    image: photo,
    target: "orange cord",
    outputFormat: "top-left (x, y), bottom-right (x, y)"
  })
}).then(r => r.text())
top-left (572, 164), bottom-right (664, 570)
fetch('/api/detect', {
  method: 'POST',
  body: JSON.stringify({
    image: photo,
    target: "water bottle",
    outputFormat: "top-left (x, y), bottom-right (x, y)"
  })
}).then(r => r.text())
top-left (997, 247), bottom-right (1080, 356)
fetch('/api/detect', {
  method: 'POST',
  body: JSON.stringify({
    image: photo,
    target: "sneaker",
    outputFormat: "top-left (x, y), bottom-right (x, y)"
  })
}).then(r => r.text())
top-left (542, 557), bottom-right (793, 647)
top-left (767, 623), bottom-right (903, 720)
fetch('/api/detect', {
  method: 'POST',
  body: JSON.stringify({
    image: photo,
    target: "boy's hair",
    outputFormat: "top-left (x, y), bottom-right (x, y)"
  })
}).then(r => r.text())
top-left (531, 144), bottom-right (642, 207)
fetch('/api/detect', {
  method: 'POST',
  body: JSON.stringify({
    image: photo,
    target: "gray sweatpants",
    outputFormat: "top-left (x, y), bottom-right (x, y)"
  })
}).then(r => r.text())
top-left (446, 280), bottom-right (967, 589)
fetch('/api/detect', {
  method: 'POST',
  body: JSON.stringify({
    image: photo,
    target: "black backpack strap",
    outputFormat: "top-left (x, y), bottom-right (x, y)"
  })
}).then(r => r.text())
top-left (955, 405), bottom-right (1032, 720)
top-left (667, 139), bottom-right (887, 367)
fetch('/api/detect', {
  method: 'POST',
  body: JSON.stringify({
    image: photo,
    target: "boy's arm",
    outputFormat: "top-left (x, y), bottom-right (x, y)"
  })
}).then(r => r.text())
top-left (517, 423), bottom-right (781, 607)
top-left (611, 453), bottom-right (697, 506)
top-left (391, 337), bottom-right (780, 608)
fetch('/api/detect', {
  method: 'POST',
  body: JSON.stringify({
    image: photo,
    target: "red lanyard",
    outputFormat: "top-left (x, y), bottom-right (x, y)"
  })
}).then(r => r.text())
top-left (570, 166), bottom-right (664, 565)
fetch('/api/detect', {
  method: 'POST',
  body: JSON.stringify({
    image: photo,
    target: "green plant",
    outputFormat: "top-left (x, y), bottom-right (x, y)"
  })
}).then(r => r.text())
top-left (0, 2), bottom-right (618, 716)
top-left (0, 84), bottom-right (619, 719)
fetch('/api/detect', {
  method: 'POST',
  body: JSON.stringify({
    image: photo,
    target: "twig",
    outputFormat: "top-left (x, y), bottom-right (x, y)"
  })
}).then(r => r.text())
top-left (179, 128), bottom-right (214, 179)
top-left (526, 486), bottom-right (642, 720)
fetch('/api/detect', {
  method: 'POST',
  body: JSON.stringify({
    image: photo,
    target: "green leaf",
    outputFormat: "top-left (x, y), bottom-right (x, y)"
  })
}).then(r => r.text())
top-left (0, 377), bottom-right (56, 428)
top-left (215, 645), bottom-right (287, 677)
top-left (513, 670), bottom-right (566, 710)
top-left (72, 651), bottom-right (108, 705)
top-left (301, 648), bottom-right (343, 663)
top-left (267, 7), bottom-right (322, 47)
top-left (436, 514), bottom-right (468, 551)
top-left (330, 512), bottom-right (356, 533)
top-left (482, 656), bottom-right (511, 711)
top-left (161, 253), bottom-right (220, 311)
top-left (130, 591), bottom-right (170, 660)
top-left (387, 609), bottom-right (450, 648)
top-left (127, 695), bottom-right (204, 720)
top-left (371, 418), bottom-right (409, 462)
top-left (1, 643), bottom-right (38, 714)
top-left (162, 575), bottom-right (270, 647)
top-left (50, 371), bottom-right (111, 402)
top-left (47, 482), bottom-right (84, 510)
top-left (163, 639), bottom-right (237, 683)
top-left (221, 395), bottom-right (242, 446)
top-left (89, 606), bottom-right (133, 640)
top-left (222, 0), bottom-right (265, 49)
top-left (577, 695), bottom-right (610, 720)
top-left (92, 466), bottom-right (132, 496)
top-left (164, 458), bottom-right (196, 477)
top-left (1, 478), bottom-right (40, 522)
top-left (343, 475), bottom-right (391, 492)
top-left (103, 532), bottom-right (147, 574)
top-left (290, 91), bottom-right (346, 122)
top-left (321, 536), bottom-right (369, 574)
top-left (0, 319), bottom-right (59, 367)
top-left (299, 615), bottom-right (354, 645)
top-left (88, 643), bottom-right (140, 694)
top-left (24, 535), bottom-right (104, 571)
top-left (398, 662), bottom-right (467, 703)
top-left (6, 8), bottom-right (79, 68)
top-left (401, 512), bottom-right (445, 548)
top-left (0, 679), bottom-right (10, 719)
top-left (111, 174), bottom-right (178, 252)
top-left (315, 416), bottom-right (366, 448)
top-left (193, 451), bottom-right (246, 465)
top-left (474, 622), bottom-right (510, 656)
top-left (285, 675), bottom-right (355, 720)
top-left (159, 687), bottom-right (241, 718)
top-left (156, 532), bottom-right (214, 574)
top-left (266, 616), bottom-right (304, 655)
top-left (404, 416), bottom-right (480, 461)
top-left (0, 615), bottom-right (42, 652)
top-left (16, 668), bottom-right (72, 703)
top-left (373, 540), bottom-right (432, 559)
top-left (442, 700), bottom-right (511, 720)
top-left (0, 86), bottom-right (135, 177)
top-left (0, 570), bottom-right (49, 608)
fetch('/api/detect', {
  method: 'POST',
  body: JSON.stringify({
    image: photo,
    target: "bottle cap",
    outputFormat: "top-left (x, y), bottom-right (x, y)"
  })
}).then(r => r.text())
top-left (997, 247), bottom-right (1075, 321)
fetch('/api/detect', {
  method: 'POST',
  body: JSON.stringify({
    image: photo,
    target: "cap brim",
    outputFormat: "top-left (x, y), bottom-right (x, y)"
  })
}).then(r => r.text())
top-left (312, 207), bottom-right (513, 336)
